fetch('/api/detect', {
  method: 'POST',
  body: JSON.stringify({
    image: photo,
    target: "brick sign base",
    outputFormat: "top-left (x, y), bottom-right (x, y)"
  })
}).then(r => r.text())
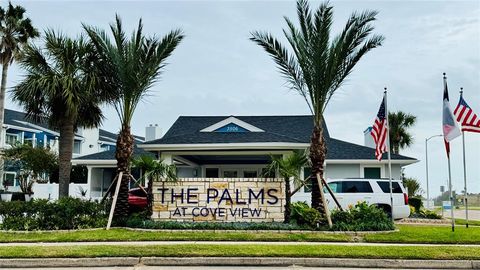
top-left (152, 178), bottom-right (285, 222)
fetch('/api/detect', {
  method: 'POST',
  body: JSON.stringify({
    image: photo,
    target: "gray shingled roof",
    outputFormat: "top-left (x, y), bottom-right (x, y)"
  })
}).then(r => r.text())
top-left (326, 138), bottom-right (415, 160)
top-left (99, 129), bottom-right (145, 144)
top-left (75, 147), bottom-right (154, 160)
top-left (144, 115), bottom-right (327, 144)
top-left (143, 115), bottom-right (415, 161)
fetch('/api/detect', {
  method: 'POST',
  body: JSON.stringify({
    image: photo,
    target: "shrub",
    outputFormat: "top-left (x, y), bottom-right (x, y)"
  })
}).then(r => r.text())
top-left (0, 197), bottom-right (107, 230)
top-left (125, 217), bottom-right (311, 231)
top-left (410, 209), bottom-right (442, 219)
top-left (408, 197), bottom-right (423, 212)
top-left (331, 202), bottom-right (394, 231)
top-left (290, 201), bottom-right (322, 228)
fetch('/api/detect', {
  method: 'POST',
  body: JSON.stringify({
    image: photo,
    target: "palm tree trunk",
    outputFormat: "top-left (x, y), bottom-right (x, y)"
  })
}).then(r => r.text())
top-left (146, 177), bottom-right (153, 217)
top-left (284, 176), bottom-right (291, 223)
top-left (114, 124), bottom-right (134, 220)
top-left (0, 62), bottom-right (10, 186)
top-left (58, 117), bottom-right (75, 198)
top-left (309, 124), bottom-right (326, 214)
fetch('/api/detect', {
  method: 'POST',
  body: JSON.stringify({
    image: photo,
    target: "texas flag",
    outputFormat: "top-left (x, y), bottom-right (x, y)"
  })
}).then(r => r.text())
top-left (442, 76), bottom-right (461, 157)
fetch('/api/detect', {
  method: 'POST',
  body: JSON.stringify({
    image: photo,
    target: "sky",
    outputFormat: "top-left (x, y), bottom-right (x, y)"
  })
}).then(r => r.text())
top-left (5, 0), bottom-right (480, 197)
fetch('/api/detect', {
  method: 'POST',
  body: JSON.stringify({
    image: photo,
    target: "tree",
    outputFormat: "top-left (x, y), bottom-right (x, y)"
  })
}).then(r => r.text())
top-left (132, 155), bottom-right (176, 216)
top-left (0, 2), bottom-right (39, 185)
top-left (12, 30), bottom-right (113, 197)
top-left (402, 177), bottom-right (423, 198)
top-left (3, 143), bottom-right (57, 194)
top-left (388, 111), bottom-right (416, 154)
top-left (262, 151), bottom-right (308, 223)
top-left (251, 0), bottom-right (383, 213)
top-left (84, 16), bottom-right (184, 219)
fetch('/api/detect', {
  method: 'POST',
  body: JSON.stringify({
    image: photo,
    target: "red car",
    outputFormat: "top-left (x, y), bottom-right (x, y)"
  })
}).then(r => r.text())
top-left (128, 188), bottom-right (148, 209)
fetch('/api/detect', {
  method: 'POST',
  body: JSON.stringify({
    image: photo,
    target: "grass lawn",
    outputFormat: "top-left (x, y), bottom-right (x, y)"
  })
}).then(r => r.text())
top-left (364, 225), bottom-right (480, 244)
top-left (0, 225), bottom-right (479, 244)
top-left (0, 229), bottom-right (350, 243)
top-left (454, 218), bottom-right (480, 227)
top-left (0, 244), bottom-right (479, 260)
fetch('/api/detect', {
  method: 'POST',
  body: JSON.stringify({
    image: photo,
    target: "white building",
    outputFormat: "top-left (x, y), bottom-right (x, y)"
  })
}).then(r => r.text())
top-left (1, 108), bottom-right (148, 199)
top-left (73, 115), bottom-right (418, 204)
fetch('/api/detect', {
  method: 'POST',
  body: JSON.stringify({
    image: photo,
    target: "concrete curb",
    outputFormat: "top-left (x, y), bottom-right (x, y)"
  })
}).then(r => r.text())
top-left (0, 257), bottom-right (140, 268)
top-left (0, 257), bottom-right (479, 269)
top-left (141, 257), bottom-right (479, 269)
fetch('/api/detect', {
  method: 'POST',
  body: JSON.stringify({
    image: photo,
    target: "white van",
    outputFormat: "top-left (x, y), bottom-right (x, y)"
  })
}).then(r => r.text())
top-left (323, 178), bottom-right (410, 220)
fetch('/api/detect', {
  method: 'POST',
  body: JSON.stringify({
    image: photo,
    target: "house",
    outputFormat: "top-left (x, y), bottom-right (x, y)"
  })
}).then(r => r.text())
top-left (73, 115), bottom-right (417, 203)
top-left (0, 108), bottom-right (150, 199)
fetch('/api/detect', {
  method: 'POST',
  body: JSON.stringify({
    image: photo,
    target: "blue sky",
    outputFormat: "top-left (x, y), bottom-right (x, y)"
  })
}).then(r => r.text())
top-left (6, 0), bottom-right (480, 197)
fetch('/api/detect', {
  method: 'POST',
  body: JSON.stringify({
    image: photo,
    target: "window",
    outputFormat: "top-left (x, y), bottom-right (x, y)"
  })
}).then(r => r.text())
top-left (205, 168), bottom-right (219, 178)
top-left (223, 170), bottom-right (238, 178)
top-left (377, 181), bottom-right (403, 193)
top-left (5, 134), bottom-right (18, 145)
top-left (326, 181), bottom-right (341, 193)
top-left (364, 167), bottom-right (381, 179)
top-left (341, 181), bottom-right (373, 193)
top-left (3, 172), bottom-right (15, 187)
top-left (73, 141), bottom-right (81, 154)
top-left (243, 170), bottom-right (257, 178)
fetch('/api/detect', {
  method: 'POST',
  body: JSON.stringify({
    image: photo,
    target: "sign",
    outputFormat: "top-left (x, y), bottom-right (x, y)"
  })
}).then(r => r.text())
top-left (152, 178), bottom-right (285, 222)
top-left (442, 200), bottom-right (451, 210)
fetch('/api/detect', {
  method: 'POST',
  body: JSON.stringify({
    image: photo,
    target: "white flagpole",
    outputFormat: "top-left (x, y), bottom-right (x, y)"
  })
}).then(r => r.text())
top-left (460, 88), bottom-right (469, 228)
top-left (444, 74), bottom-right (455, 232)
top-left (384, 87), bottom-right (394, 221)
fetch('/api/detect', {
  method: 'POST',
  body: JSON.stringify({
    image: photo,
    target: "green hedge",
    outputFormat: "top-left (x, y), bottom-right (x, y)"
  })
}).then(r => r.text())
top-left (331, 202), bottom-right (394, 231)
top-left (126, 214), bottom-right (311, 230)
top-left (0, 197), bottom-right (108, 230)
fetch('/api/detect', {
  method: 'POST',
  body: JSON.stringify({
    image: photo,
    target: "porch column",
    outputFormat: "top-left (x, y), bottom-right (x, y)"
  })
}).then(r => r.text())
top-left (21, 131), bottom-right (25, 144)
top-left (86, 166), bottom-right (92, 198)
top-left (32, 133), bottom-right (36, 147)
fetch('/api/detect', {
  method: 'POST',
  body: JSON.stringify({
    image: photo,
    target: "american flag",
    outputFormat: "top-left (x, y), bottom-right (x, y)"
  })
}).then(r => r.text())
top-left (371, 95), bottom-right (388, 161)
top-left (454, 94), bottom-right (480, 133)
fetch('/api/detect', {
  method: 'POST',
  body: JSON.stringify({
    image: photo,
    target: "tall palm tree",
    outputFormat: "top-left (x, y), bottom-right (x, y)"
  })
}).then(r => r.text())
top-left (263, 151), bottom-right (308, 223)
top-left (251, 0), bottom-right (384, 212)
top-left (12, 30), bottom-right (112, 197)
top-left (84, 16), bottom-right (184, 219)
top-left (388, 111), bottom-right (416, 154)
top-left (0, 2), bottom-right (38, 186)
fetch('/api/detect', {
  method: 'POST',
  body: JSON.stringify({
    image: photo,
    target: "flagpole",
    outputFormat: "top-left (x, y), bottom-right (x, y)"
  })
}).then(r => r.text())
top-left (384, 87), bottom-right (394, 221)
top-left (444, 73), bottom-right (455, 232)
top-left (460, 88), bottom-right (469, 228)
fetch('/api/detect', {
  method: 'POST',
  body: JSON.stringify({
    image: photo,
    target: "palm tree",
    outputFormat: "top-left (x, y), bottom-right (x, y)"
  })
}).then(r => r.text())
top-left (132, 155), bottom-right (177, 216)
top-left (0, 2), bottom-right (38, 186)
top-left (84, 16), bottom-right (184, 219)
top-left (388, 111), bottom-right (416, 154)
top-left (402, 177), bottom-right (423, 198)
top-left (251, 0), bottom-right (384, 213)
top-left (263, 151), bottom-right (308, 223)
top-left (12, 30), bottom-right (113, 197)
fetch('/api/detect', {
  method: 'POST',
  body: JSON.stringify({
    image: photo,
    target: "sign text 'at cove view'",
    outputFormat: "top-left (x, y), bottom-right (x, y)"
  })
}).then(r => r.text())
top-left (152, 178), bottom-right (285, 222)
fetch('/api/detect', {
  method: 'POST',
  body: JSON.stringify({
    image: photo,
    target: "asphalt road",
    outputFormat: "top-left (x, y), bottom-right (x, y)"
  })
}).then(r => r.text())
top-left (442, 209), bottom-right (480, 220)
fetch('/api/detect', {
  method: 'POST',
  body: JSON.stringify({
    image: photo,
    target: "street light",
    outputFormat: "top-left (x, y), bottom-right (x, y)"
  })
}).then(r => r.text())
top-left (425, 134), bottom-right (442, 209)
